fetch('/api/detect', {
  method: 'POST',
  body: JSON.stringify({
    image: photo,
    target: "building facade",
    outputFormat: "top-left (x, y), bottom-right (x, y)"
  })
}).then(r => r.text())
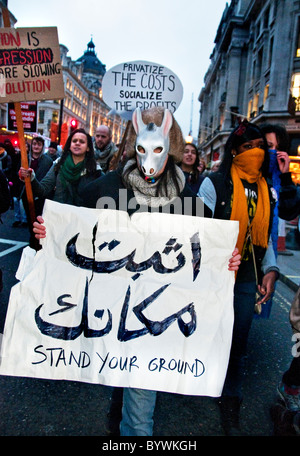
top-left (38, 40), bottom-right (127, 146)
top-left (198, 0), bottom-right (300, 182)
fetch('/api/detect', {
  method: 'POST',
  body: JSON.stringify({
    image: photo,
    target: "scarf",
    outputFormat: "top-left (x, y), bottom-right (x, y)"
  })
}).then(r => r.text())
top-left (122, 159), bottom-right (185, 207)
top-left (59, 153), bottom-right (86, 188)
top-left (94, 142), bottom-right (116, 172)
top-left (94, 143), bottom-right (113, 160)
top-left (230, 147), bottom-right (270, 256)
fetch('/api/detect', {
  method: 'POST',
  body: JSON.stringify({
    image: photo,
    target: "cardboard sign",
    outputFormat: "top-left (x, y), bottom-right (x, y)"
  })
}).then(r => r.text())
top-left (0, 27), bottom-right (65, 102)
top-left (0, 200), bottom-right (238, 397)
top-left (102, 60), bottom-right (183, 118)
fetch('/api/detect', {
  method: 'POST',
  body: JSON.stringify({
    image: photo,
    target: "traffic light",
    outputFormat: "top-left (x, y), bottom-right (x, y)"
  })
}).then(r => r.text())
top-left (70, 118), bottom-right (78, 133)
top-left (50, 122), bottom-right (58, 141)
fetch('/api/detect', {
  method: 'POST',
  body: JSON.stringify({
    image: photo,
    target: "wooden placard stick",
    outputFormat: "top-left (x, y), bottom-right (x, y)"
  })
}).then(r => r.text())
top-left (1, 6), bottom-right (36, 225)
top-left (14, 104), bottom-right (36, 224)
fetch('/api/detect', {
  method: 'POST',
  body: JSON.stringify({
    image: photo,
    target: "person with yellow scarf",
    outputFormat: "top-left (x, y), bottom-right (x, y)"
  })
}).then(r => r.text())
top-left (199, 120), bottom-right (279, 435)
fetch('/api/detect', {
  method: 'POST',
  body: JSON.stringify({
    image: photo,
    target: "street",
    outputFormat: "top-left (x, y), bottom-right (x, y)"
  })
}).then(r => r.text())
top-left (0, 208), bottom-right (297, 437)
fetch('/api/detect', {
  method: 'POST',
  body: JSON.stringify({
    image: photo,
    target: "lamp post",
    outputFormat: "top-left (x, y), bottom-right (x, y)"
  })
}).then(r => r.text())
top-left (185, 133), bottom-right (193, 143)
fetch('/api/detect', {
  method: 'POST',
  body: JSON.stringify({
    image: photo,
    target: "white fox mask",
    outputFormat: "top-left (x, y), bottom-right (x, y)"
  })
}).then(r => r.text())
top-left (132, 107), bottom-right (173, 179)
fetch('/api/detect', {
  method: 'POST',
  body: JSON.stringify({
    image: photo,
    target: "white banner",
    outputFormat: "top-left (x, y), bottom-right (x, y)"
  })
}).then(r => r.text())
top-left (0, 200), bottom-right (238, 397)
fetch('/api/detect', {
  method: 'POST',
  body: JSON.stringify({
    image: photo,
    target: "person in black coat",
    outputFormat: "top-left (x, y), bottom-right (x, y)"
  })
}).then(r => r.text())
top-left (278, 170), bottom-right (300, 222)
top-left (0, 169), bottom-right (10, 218)
top-left (21, 136), bottom-right (52, 248)
top-left (20, 129), bottom-right (102, 206)
top-left (179, 142), bottom-right (204, 195)
top-left (199, 120), bottom-right (279, 435)
top-left (5, 140), bottom-right (28, 227)
top-left (0, 142), bottom-right (12, 180)
top-left (33, 107), bottom-right (241, 437)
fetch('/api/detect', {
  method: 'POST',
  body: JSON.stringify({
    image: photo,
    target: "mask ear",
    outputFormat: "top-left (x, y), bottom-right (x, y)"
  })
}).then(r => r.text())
top-left (132, 108), bottom-right (145, 135)
top-left (160, 109), bottom-right (173, 138)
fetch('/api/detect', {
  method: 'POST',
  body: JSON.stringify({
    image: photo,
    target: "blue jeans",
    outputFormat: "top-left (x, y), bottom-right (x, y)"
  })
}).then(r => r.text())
top-left (222, 281), bottom-right (257, 399)
top-left (120, 387), bottom-right (156, 436)
top-left (119, 281), bottom-right (257, 434)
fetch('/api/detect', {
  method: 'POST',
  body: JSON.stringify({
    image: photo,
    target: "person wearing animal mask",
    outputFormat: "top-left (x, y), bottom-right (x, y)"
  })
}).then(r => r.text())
top-left (80, 106), bottom-right (214, 215)
top-left (33, 107), bottom-right (241, 436)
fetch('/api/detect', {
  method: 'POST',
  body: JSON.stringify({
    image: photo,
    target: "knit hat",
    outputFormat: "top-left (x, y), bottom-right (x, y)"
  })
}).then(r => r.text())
top-left (49, 142), bottom-right (58, 150)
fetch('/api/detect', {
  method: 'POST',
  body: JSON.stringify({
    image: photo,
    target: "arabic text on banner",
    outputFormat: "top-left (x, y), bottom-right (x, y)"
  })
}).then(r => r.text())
top-left (0, 200), bottom-right (238, 397)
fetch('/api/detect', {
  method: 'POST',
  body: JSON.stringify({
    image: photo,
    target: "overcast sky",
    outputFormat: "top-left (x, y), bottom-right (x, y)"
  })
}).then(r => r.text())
top-left (8, 0), bottom-right (228, 139)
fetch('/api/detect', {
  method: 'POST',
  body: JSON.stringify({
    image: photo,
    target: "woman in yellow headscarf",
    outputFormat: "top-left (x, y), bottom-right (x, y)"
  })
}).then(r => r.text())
top-left (199, 120), bottom-right (279, 436)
